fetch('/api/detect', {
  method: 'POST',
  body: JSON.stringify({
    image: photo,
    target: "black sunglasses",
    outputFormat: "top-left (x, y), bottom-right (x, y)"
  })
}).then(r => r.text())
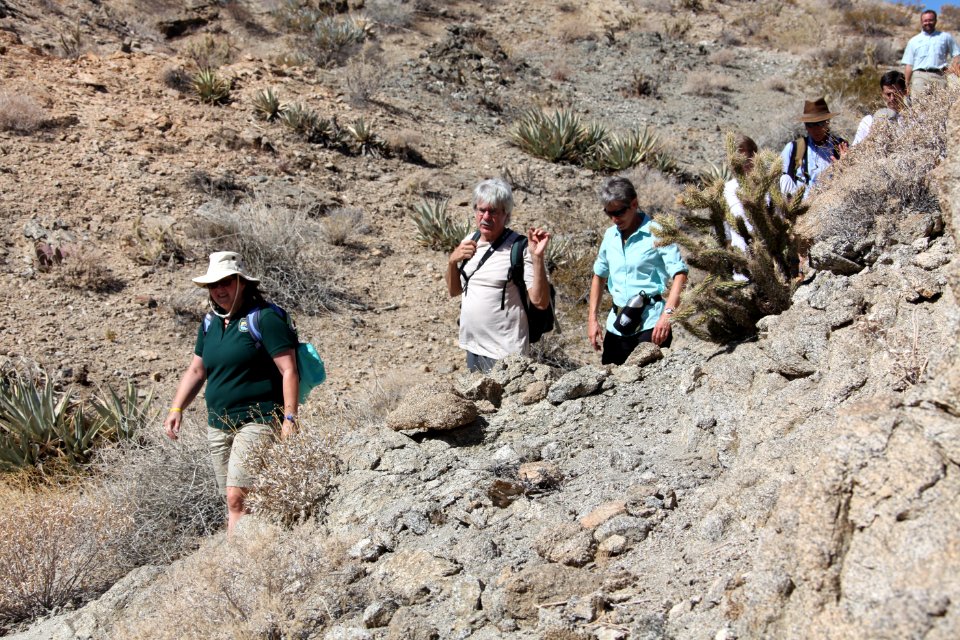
top-left (605, 204), bottom-right (631, 218)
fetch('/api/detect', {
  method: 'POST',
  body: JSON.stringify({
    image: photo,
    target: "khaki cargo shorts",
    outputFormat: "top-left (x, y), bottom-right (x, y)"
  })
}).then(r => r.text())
top-left (206, 422), bottom-right (276, 495)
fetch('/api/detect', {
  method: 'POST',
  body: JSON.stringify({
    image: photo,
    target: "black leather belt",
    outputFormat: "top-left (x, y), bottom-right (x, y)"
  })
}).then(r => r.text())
top-left (915, 68), bottom-right (944, 74)
top-left (613, 294), bottom-right (663, 315)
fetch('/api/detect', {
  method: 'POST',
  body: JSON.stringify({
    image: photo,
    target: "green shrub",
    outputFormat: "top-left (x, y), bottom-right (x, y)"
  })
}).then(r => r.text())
top-left (251, 88), bottom-right (283, 121)
top-left (412, 198), bottom-right (473, 252)
top-left (343, 117), bottom-right (385, 157)
top-left (191, 69), bottom-right (231, 105)
top-left (90, 381), bottom-right (156, 442)
top-left (0, 375), bottom-right (152, 473)
top-left (510, 108), bottom-right (666, 173)
top-left (279, 102), bottom-right (338, 144)
top-left (308, 16), bottom-right (373, 66)
top-left (0, 374), bottom-right (96, 471)
top-left (655, 133), bottom-right (808, 342)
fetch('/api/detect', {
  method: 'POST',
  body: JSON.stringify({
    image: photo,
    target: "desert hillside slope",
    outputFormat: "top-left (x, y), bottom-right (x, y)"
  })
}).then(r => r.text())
top-left (1, 1), bottom-right (958, 639)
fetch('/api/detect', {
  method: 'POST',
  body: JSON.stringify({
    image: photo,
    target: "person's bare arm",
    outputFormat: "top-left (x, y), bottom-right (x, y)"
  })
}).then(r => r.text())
top-left (446, 239), bottom-right (477, 297)
top-left (163, 355), bottom-right (206, 440)
top-left (526, 227), bottom-right (551, 310)
top-left (272, 349), bottom-right (299, 439)
top-left (651, 273), bottom-right (688, 346)
top-left (588, 275), bottom-right (606, 352)
top-left (904, 63), bottom-right (913, 94)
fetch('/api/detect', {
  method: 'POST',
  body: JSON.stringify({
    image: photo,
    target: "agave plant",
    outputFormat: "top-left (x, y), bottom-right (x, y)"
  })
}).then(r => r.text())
top-left (510, 108), bottom-right (591, 163)
top-left (252, 88), bottom-right (283, 121)
top-left (279, 102), bottom-right (336, 144)
top-left (700, 161), bottom-right (734, 186)
top-left (310, 16), bottom-right (372, 66)
top-left (412, 198), bottom-right (473, 252)
top-left (90, 380), bottom-right (155, 442)
top-left (344, 118), bottom-right (386, 157)
top-left (0, 374), bottom-right (99, 470)
top-left (191, 68), bottom-right (231, 105)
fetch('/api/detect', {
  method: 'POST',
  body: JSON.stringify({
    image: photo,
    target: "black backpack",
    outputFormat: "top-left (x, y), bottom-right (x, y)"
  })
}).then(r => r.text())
top-left (467, 230), bottom-right (556, 343)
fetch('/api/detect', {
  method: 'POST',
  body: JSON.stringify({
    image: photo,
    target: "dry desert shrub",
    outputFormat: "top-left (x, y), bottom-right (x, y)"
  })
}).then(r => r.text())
top-left (682, 71), bottom-right (733, 97)
top-left (359, 370), bottom-right (416, 419)
top-left (322, 207), bottom-right (367, 246)
top-left (182, 34), bottom-right (233, 70)
top-left (799, 83), bottom-right (959, 253)
top-left (94, 422), bottom-right (224, 566)
top-left (114, 519), bottom-right (359, 639)
top-left (623, 164), bottom-right (683, 218)
top-left (365, 0), bottom-right (416, 30)
top-left (190, 192), bottom-right (357, 314)
top-left (0, 92), bottom-right (47, 133)
top-left (0, 485), bottom-right (131, 629)
top-left (246, 412), bottom-right (346, 525)
top-left (343, 49), bottom-right (385, 106)
top-left (59, 247), bottom-right (124, 293)
top-left (708, 49), bottom-right (735, 66)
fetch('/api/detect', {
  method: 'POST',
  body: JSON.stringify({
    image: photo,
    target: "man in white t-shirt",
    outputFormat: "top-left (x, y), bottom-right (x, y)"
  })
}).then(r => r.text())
top-left (446, 178), bottom-right (551, 373)
top-left (853, 71), bottom-right (908, 145)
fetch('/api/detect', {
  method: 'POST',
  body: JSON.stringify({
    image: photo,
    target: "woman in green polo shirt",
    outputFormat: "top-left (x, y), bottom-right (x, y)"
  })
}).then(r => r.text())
top-left (163, 252), bottom-right (299, 534)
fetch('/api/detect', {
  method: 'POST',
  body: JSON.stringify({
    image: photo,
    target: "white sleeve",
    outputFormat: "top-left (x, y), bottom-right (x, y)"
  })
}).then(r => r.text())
top-left (779, 142), bottom-right (799, 195)
top-left (852, 115), bottom-right (873, 146)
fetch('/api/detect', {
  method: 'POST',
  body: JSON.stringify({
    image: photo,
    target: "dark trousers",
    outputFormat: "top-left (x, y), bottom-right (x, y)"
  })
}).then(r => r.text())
top-left (601, 329), bottom-right (672, 365)
top-left (466, 351), bottom-right (498, 374)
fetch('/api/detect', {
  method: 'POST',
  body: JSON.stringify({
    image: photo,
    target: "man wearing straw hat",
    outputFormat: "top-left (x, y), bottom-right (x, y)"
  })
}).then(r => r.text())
top-left (779, 97), bottom-right (848, 200)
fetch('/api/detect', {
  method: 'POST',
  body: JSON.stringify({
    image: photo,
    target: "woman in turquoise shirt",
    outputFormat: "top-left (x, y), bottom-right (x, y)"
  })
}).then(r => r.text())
top-left (588, 177), bottom-right (688, 365)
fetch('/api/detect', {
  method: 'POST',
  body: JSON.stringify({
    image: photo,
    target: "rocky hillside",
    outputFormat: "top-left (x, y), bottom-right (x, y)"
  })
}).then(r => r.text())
top-left (3, 1), bottom-right (958, 639)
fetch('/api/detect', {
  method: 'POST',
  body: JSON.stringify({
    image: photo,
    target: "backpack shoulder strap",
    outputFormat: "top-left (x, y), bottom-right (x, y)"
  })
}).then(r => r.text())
top-left (787, 136), bottom-right (807, 182)
top-left (505, 233), bottom-right (530, 312)
top-left (247, 303), bottom-right (289, 348)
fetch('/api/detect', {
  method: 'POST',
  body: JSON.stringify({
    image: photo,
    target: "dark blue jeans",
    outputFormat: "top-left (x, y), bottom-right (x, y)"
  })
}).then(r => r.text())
top-left (466, 351), bottom-right (498, 374)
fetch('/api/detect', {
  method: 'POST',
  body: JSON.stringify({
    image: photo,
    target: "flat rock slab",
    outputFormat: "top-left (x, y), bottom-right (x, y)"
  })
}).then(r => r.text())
top-left (386, 382), bottom-right (478, 432)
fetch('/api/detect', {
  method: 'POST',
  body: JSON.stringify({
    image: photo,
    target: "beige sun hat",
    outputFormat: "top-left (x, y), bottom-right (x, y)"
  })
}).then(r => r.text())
top-left (192, 251), bottom-right (260, 287)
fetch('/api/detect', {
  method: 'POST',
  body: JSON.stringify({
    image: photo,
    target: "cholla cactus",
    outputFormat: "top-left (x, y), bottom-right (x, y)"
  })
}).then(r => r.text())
top-left (654, 132), bottom-right (808, 342)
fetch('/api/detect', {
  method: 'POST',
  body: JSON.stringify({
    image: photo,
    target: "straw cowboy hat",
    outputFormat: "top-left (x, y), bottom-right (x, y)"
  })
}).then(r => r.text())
top-left (797, 97), bottom-right (839, 123)
top-left (192, 251), bottom-right (260, 286)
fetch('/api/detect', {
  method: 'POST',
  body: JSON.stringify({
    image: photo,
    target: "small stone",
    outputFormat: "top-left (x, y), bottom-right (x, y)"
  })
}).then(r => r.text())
top-left (488, 478), bottom-right (525, 507)
top-left (362, 600), bottom-right (399, 628)
top-left (598, 534), bottom-right (627, 557)
top-left (519, 380), bottom-right (549, 405)
top-left (624, 342), bottom-right (663, 366)
top-left (580, 501), bottom-right (627, 529)
top-left (518, 461), bottom-right (563, 488)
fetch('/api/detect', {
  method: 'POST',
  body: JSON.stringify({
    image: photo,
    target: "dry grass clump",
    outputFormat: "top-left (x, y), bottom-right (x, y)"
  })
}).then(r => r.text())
top-left (59, 247), bottom-right (124, 293)
top-left (358, 370), bottom-right (416, 420)
top-left (343, 49), bottom-right (385, 106)
top-left (190, 192), bottom-right (356, 314)
top-left (182, 34), bottom-right (233, 70)
top-left (365, 0), bottom-right (416, 30)
top-left (246, 414), bottom-right (346, 525)
top-left (623, 164), bottom-right (683, 218)
top-left (95, 423), bottom-right (224, 566)
top-left (800, 83), bottom-right (959, 259)
top-left (322, 207), bottom-right (367, 246)
top-left (0, 92), bottom-right (47, 133)
top-left (708, 49), bottom-right (735, 66)
top-left (0, 485), bottom-right (130, 629)
top-left (682, 71), bottom-right (733, 97)
top-left (113, 519), bottom-right (361, 639)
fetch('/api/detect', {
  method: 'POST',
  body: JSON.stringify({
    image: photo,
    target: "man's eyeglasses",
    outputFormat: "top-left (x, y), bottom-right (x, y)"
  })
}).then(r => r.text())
top-left (804, 120), bottom-right (829, 128)
top-left (605, 204), bottom-right (631, 218)
top-left (476, 207), bottom-right (505, 217)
